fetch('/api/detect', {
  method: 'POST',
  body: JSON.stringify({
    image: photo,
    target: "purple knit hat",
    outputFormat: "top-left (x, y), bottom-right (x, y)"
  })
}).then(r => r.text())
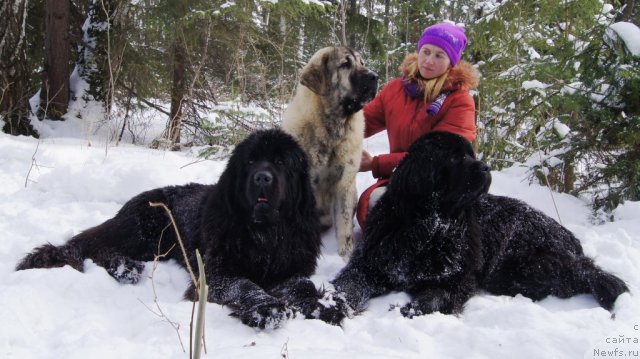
top-left (417, 23), bottom-right (468, 66)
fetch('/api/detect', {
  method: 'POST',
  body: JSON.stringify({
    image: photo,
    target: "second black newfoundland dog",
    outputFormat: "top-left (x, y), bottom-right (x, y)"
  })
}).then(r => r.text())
top-left (317, 131), bottom-right (628, 324)
top-left (16, 129), bottom-right (322, 329)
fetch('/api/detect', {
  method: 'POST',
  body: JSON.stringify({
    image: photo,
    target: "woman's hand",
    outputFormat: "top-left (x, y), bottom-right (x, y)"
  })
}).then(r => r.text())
top-left (359, 150), bottom-right (373, 172)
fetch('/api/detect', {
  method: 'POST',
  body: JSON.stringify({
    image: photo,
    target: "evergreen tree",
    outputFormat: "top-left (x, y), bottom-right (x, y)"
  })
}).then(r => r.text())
top-left (568, 20), bottom-right (640, 213)
top-left (470, 0), bottom-right (638, 213)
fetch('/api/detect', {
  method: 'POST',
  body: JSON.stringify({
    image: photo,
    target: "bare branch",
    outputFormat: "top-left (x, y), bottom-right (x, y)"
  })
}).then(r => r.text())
top-left (138, 240), bottom-right (186, 352)
top-left (117, 81), bottom-right (171, 116)
top-left (148, 202), bottom-right (198, 289)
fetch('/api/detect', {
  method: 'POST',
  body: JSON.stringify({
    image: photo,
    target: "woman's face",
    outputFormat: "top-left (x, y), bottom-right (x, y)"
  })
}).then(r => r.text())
top-left (418, 44), bottom-right (451, 79)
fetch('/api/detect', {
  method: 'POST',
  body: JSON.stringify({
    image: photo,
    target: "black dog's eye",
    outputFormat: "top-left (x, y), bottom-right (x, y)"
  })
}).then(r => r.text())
top-left (248, 160), bottom-right (254, 165)
top-left (275, 159), bottom-right (284, 166)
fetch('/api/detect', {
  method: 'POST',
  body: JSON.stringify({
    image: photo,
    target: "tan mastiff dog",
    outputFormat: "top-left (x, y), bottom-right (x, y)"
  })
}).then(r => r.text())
top-left (282, 46), bottom-right (378, 260)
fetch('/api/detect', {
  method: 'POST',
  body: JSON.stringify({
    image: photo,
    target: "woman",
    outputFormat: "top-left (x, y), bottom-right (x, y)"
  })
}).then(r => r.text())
top-left (357, 22), bottom-right (480, 228)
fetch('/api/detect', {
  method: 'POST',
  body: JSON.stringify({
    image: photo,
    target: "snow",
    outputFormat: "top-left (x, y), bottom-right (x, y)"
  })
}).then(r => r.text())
top-left (607, 22), bottom-right (640, 56)
top-left (0, 121), bottom-right (638, 359)
top-left (522, 80), bottom-right (551, 90)
top-left (553, 119), bottom-right (571, 138)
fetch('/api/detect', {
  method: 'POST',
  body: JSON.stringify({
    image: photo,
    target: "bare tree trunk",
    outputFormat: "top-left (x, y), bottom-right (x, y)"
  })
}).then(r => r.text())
top-left (384, 0), bottom-right (391, 83)
top-left (41, 0), bottom-right (70, 120)
top-left (1, 0), bottom-right (38, 136)
top-left (339, 0), bottom-right (347, 46)
top-left (168, 37), bottom-right (186, 150)
top-left (348, 0), bottom-right (357, 47)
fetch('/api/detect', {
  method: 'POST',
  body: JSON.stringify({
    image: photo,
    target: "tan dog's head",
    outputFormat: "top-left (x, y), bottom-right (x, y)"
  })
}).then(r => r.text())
top-left (300, 47), bottom-right (378, 116)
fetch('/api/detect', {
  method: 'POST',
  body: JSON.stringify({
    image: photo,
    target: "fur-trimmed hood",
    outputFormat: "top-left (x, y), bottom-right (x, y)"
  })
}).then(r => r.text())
top-left (400, 53), bottom-right (479, 91)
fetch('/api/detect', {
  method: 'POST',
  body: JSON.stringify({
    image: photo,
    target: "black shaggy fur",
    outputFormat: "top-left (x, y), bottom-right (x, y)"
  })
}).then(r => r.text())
top-left (317, 131), bottom-right (628, 325)
top-left (16, 129), bottom-right (323, 329)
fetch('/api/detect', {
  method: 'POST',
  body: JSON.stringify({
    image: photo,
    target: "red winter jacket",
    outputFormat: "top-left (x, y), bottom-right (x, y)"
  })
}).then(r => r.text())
top-left (356, 58), bottom-right (479, 228)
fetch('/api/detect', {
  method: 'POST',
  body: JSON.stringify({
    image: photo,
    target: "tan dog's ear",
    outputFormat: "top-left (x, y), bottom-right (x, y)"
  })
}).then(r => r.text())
top-left (300, 52), bottom-right (328, 95)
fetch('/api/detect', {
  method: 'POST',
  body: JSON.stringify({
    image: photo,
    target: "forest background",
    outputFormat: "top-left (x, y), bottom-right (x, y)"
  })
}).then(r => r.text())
top-left (1, 0), bottom-right (639, 215)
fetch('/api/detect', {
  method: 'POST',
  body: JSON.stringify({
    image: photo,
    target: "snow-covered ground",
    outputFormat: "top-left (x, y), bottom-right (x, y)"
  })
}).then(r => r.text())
top-left (0, 120), bottom-right (638, 359)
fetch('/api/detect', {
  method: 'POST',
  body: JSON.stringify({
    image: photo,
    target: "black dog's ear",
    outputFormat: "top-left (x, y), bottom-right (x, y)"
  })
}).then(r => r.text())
top-left (217, 131), bottom-right (269, 215)
top-left (300, 52), bottom-right (329, 96)
top-left (291, 152), bottom-right (317, 220)
top-left (216, 141), bottom-right (247, 214)
top-left (388, 150), bottom-right (437, 199)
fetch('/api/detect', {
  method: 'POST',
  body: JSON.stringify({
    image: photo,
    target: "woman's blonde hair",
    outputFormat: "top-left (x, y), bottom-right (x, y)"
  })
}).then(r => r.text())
top-left (400, 53), bottom-right (449, 103)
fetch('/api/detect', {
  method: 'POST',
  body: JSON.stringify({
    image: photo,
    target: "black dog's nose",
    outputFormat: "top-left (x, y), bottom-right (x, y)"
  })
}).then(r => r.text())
top-left (254, 170), bottom-right (273, 186)
top-left (369, 71), bottom-right (379, 82)
top-left (479, 162), bottom-right (491, 172)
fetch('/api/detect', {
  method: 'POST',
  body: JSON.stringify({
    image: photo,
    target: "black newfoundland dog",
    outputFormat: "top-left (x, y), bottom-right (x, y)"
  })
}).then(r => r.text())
top-left (317, 131), bottom-right (628, 324)
top-left (16, 129), bottom-right (322, 329)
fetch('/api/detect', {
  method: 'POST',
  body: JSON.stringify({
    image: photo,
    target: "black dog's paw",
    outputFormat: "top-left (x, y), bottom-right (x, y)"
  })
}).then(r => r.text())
top-left (399, 287), bottom-right (465, 318)
top-left (315, 304), bottom-right (347, 326)
top-left (233, 300), bottom-right (292, 330)
top-left (399, 290), bottom-right (463, 318)
top-left (289, 295), bottom-right (322, 319)
top-left (313, 291), bottom-right (352, 326)
top-left (269, 279), bottom-right (322, 319)
top-left (106, 256), bottom-right (145, 284)
top-left (399, 303), bottom-right (425, 319)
